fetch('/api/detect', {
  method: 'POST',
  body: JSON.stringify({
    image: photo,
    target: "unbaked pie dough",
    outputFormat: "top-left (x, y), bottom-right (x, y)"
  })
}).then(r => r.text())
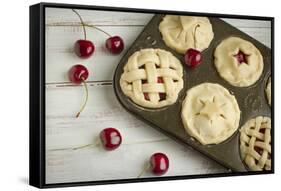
top-left (265, 77), bottom-right (271, 106)
top-left (181, 83), bottom-right (240, 145)
top-left (240, 116), bottom-right (271, 171)
top-left (214, 37), bottom-right (264, 87)
top-left (159, 15), bottom-right (214, 54)
top-left (120, 48), bottom-right (183, 108)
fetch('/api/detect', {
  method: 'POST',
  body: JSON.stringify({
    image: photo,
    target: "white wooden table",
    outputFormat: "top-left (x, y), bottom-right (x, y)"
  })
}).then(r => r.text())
top-left (45, 8), bottom-right (271, 184)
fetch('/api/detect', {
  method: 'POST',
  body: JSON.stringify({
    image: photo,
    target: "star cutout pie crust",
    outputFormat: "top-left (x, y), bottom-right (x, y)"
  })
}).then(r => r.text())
top-left (214, 37), bottom-right (264, 87)
top-left (181, 83), bottom-right (241, 145)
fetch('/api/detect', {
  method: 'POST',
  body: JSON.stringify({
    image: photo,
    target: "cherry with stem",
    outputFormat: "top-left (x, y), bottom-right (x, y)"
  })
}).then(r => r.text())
top-left (72, 9), bottom-right (95, 58)
top-left (48, 128), bottom-right (122, 151)
top-left (184, 24), bottom-right (202, 68)
top-left (137, 152), bottom-right (169, 178)
top-left (68, 64), bottom-right (89, 118)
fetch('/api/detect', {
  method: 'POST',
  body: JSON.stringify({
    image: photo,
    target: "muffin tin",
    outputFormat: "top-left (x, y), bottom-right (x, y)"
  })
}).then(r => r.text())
top-left (113, 14), bottom-right (272, 172)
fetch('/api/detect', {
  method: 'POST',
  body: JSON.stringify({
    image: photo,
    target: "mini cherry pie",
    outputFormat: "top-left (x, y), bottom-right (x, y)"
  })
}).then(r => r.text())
top-left (240, 116), bottom-right (271, 171)
top-left (181, 83), bottom-right (240, 145)
top-left (159, 15), bottom-right (214, 54)
top-left (214, 37), bottom-right (264, 87)
top-left (120, 48), bottom-right (183, 108)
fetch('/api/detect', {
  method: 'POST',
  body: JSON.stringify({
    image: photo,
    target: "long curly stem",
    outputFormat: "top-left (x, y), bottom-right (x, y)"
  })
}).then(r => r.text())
top-left (72, 9), bottom-right (87, 40)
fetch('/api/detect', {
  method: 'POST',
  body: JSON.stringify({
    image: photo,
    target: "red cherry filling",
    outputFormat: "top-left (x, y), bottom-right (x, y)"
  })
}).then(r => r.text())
top-left (254, 124), bottom-right (269, 156)
top-left (233, 50), bottom-right (249, 65)
top-left (150, 153), bottom-right (169, 175)
top-left (143, 77), bottom-right (166, 101)
top-left (100, 128), bottom-right (122, 151)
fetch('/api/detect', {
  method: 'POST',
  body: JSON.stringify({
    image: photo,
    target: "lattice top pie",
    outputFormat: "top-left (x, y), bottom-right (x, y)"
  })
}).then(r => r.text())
top-left (240, 116), bottom-right (271, 171)
top-left (181, 83), bottom-right (240, 145)
top-left (120, 48), bottom-right (183, 108)
top-left (214, 37), bottom-right (264, 87)
top-left (159, 15), bottom-right (214, 54)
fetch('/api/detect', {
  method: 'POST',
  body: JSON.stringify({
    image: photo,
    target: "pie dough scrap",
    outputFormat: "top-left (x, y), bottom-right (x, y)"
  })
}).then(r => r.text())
top-left (265, 77), bottom-right (271, 106)
top-left (159, 15), bottom-right (214, 54)
top-left (214, 37), bottom-right (264, 87)
top-left (181, 83), bottom-right (240, 145)
top-left (240, 116), bottom-right (271, 171)
top-left (120, 48), bottom-right (183, 108)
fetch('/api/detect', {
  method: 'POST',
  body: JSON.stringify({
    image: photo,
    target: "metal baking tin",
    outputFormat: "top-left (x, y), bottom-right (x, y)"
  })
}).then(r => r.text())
top-left (113, 14), bottom-right (271, 172)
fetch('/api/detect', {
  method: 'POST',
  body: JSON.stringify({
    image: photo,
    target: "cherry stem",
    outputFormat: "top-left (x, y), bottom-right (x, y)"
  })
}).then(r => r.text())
top-left (193, 24), bottom-right (200, 50)
top-left (137, 162), bottom-right (151, 178)
top-left (48, 141), bottom-right (101, 152)
top-left (72, 9), bottom-right (87, 40)
top-left (76, 78), bottom-right (88, 118)
top-left (50, 23), bottom-right (112, 38)
top-left (83, 23), bottom-right (112, 37)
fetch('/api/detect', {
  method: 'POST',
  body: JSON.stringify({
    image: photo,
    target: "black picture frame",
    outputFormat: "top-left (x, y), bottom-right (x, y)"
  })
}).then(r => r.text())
top-left (30, 2), bottom-right (274, 188)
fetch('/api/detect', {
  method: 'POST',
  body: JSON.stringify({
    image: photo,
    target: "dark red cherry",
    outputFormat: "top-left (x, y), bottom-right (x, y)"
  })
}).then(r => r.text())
top-left (234, 50), bottom-right (248, 64)
top-left (105, 36), bottom-right (124, 54)
top-left (150, 153), bottom-right (169, 175)
top-left (68, 64), bottom-right (89, 84)
top-left (100, 128), bottom-right (122, 151)
top-left (184, 48), bottom-right (202, 68)
top-left (74, 40), bottom-right (95, 59)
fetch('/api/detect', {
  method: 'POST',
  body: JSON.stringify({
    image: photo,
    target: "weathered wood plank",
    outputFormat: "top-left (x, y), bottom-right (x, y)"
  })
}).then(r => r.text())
top-left (46, 25), bottom-right (270, 84)
top-left (46, 137), bottom-right (225, 184)
top-left (46, 8), bottom-right (153, 26)
top-left (46, 8), bottom-right (271, 28)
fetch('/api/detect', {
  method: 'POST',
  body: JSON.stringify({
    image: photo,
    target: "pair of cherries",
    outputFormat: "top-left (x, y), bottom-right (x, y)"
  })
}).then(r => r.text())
top-left (73, 9), bottom-right (124, 58)
top-left (69, 9), bottom-right (125, 117)
top-left (102, 128), bottom-right (169, 176)
top-left (72, 127), bottom-right (169, 176)
top-left (75, 36), bottom-right (124, 58)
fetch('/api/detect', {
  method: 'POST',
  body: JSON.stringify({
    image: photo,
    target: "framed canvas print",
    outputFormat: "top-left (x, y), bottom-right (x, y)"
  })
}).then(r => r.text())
top-left (29, 2), bottom-right (274, 188)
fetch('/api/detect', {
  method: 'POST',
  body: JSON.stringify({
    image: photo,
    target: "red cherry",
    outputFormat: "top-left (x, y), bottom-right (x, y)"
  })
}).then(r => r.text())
top-left (100, 128), bottom-right (122, 150)
top-left (184, 48), bottom-right (202, 68)
top-left (150, 153), bottom-right (169, 175)
top-left (105, 36), bottom-right (124, 54)
top-left (74, 40), bottom-right (95, 59)
top-left (234, 50), bottom-right (248, 65)
top-left (68, 64), bottom-right (89, 84)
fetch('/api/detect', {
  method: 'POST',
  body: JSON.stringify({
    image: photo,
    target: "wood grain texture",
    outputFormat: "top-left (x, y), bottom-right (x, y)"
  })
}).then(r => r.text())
top-left (45, 7), bottom-right (271, 184)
